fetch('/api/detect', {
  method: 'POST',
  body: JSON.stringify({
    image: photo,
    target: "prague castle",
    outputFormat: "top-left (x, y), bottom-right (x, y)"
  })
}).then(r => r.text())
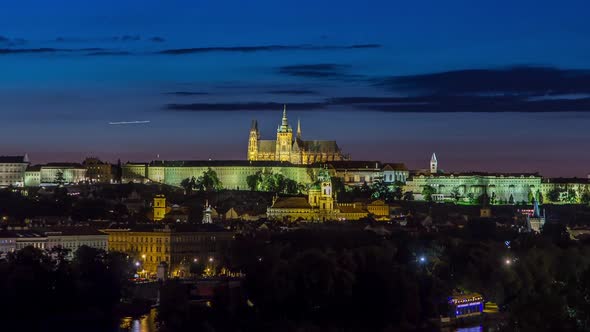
top-left (247, 106), bottom-right (347, 164)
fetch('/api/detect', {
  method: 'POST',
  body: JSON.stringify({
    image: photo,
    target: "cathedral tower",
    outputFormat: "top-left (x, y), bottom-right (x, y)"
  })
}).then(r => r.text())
top-left (247, 120), bottom-right (259, 161)
top-left (275, 105), bottom-right (293, 162)
top-left (430, 153), bottom-right (438, 174)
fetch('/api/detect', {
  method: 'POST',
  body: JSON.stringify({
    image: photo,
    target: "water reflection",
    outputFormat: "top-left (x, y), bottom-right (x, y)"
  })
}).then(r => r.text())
top-left (118, 309), bottom-right (158, 332)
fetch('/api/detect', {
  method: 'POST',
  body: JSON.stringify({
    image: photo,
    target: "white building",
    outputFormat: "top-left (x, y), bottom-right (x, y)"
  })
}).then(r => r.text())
top-left (40, 227), bottom-right (108, 260)
top-left (0, 232), bottom-right (17, 257)
top-left (25, 163), bottom-right (87, 186)
top-left (0, 155), bottom-right (29, 188)
top-left (0, 227), bottom-right (108, 260)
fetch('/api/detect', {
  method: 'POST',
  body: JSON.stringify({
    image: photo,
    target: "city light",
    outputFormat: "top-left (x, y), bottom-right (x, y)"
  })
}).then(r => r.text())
top-left (209, 257), bottom-right (214, 263)
top-left (193, 258), bottom-right (198, 263)
top-left (419, 256), bottom-right (426, 263)
top-left (135, 261), bottom-right (140, 267)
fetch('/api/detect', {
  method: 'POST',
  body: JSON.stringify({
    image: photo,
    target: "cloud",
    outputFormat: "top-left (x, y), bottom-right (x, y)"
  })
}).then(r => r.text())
top-left (0, 48), bottom-right (64, 54)
top-left (85, 51), bottom-right (132, 56)
top-left (149, 36), bottom-right (166, 43)
top-left (157, 44), bottom-right (381, 55)
top-left (329, 95), bottom-right (590, 112)
top-left (0, 36), bottom-right (27, 46)
top-left (166, 102), bottom-right (326, 111)
top-left (377, 66), bottom-right (590, 96)
top-left (55, 35), bottom-right (142, 43)
top-left (277, 63), bottom-right (362, 80)
top-left (267, 90), bottom-right (318, 95)
top-left (164, 91), bottom-right (210, 96)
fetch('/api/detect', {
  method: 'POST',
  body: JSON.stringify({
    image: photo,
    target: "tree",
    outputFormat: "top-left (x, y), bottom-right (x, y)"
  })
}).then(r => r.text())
top-left (547, 188), bottom-right (561, 202)
top-left (180, 176), bottom-right (196, 195)
top-left (567, 189), bottom-right (578, 203)
top-left (371, 177), bottom-right (390, 200)
top-left (196, 168), bottom-right (222, 192)
top-left (581, 191), bottom-right (590, 205)
top-left (392, 186), bottom-right (403, 201)
top-left (403, 191), bottom-right (414, 201)
top-left (331, 177), bottom-right (346, 197)
top-left (450, 187), bottom-right (461, 203)
top-left (246, 171), bottom-right (262, 191)
top-left (528, 190), bottom-right (535, 204)
top-left (422, 185), bottom-right (436, 202)
top-left (508, 193), bottom-right (515, 205)
top-left (537, 190), bottom-right (544, 204)
top-left (55, 170), bottom-right (65, 186)
top-left (284, 178), bottom-right (300, 195)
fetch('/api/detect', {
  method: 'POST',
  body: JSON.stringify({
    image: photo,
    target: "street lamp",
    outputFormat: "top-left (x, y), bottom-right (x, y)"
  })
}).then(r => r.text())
top-left (193, 258), bottom-right (198, 263)
top-left (208, 257), bottom-right (214, 263)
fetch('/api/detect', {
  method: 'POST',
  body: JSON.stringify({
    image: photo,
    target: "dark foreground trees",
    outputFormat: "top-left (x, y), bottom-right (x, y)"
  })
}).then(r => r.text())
top-left (0, 246), bottom-right (134, 331)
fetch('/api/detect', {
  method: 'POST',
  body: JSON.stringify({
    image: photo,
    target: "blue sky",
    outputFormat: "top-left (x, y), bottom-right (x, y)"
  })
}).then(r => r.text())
top-left (1, 0), bottom-right (590, 176)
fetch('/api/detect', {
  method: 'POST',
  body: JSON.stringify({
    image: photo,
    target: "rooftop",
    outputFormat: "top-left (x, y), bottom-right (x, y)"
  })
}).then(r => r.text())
top-left (0, 156), bottom-right (28, 164)
top-left (271, 196), bottom-right (312, 209)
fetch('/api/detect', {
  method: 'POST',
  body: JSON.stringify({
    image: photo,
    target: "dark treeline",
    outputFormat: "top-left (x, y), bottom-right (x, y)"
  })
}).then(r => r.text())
top-left (0, 246), bottom-right (134, 331)
top-left (158, 222), bottom-right (590, 331)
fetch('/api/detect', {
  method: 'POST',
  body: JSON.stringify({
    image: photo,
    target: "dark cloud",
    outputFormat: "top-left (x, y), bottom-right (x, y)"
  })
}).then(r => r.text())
top-left (55, 35), bottom-right (142, 43)
top-left (0, 48), bottom-right (64, 54)
top-left (329, 95), bottom-right (590, 112)
top-left (166, 102), bottom-right (326, 111)
top-left (149, 36), bottom-right (166, 43)
top-left (378, 66), bottom-right (590, 96)
top-left (164, 91), bottom-right (210, 96)
top-left (277, 63), bottom-right (361, 79)
top-left (85, 51), bottom-right (132, 56)
top-left (157, 44), bottom-right (381, 55)
top-left (354, 66), bottom-right (590, 112)
top-left (267, 90), bottom-right (318, 95)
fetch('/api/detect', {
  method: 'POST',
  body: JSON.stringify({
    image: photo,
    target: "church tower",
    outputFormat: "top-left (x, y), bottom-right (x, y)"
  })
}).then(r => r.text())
top-left (153, 194), bottom-right (166, 222)
top-left (318, 168), bottom-right (334, 211)
top-left (275, 105), bottom-right (293, 162)
top-left (247, 120), bottom-right (259, 161)
top-left (430, 153), bottom-right (438, 174)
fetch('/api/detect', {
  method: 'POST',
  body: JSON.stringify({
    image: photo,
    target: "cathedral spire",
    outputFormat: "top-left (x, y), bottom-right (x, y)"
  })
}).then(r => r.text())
top-left (282, 104), bottom-right (288, 127)
top-left (296, 118), bottom-right (301, 139)
top-left (430, 153), bottom-right (438, 174)
top-left (278, 104), bottom-right (291, 133)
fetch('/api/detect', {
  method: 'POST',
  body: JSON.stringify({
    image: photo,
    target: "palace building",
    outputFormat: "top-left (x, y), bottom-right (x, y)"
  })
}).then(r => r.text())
top-left (102, 223), bottom-right (233, 276)
top-left (247, 106), bottom-right (347, 164)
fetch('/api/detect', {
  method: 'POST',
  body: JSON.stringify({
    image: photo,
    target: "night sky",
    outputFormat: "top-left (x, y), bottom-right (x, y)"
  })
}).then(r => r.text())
top-left (1, 0), bottom-right (590, 176)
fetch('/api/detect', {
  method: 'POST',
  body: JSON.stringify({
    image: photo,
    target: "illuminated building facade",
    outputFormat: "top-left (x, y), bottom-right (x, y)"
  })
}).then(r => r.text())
top-left (267, 168), bottom-right (370, 221)
top-left (122, 160), bottom-right (315, 189)
top-left (0, 155), bottom-right (29, 188)
top-left (404, 172), bottom-right (542, 203)
top-left (25, 163), bottom-right (87, 186)
top-left (404, 154), bottom-right (542, 203)
top-left (247, 106), bottom-right (347, 164)
top-left (102, 224), bottom-right (233, 276)
top-left (326, 161), bottom-right (409, 187)
top-left (83, 157), bottom-right (112, 183)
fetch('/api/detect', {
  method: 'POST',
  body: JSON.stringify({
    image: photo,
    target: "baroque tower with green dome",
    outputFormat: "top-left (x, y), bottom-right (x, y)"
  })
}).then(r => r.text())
top-left (308, 167), bottom-right (335, 211)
